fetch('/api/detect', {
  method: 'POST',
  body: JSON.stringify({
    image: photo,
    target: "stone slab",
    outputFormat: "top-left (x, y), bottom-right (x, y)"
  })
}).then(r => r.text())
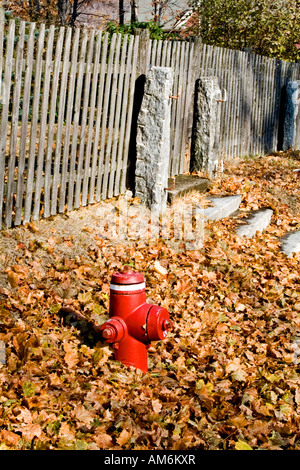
top-left (167, 174), bottom-right (210, 203)
top-left (236, 208), bottom-right (273, 238)
top-left (280, 230), bottom-right (300, 257)
top-left (195, 195), bottom-right (242, 221)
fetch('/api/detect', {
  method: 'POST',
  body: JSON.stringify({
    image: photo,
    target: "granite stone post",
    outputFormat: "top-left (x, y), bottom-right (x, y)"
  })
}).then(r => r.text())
top-left (191, 77), bottom-right (222, 177)
top-left (135, 66), bottom-right (173, 213)
top-left (283, 80), bottom-right (300, 150)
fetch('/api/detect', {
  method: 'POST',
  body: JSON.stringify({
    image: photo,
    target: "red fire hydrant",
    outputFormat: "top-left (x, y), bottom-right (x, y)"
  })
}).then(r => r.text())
top-left (99, 269), bottom-right (172, 372)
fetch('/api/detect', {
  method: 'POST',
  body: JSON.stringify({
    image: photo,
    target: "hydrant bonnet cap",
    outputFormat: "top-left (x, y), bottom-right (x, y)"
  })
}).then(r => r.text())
top-left (111, 270), bottom-right (144, 285)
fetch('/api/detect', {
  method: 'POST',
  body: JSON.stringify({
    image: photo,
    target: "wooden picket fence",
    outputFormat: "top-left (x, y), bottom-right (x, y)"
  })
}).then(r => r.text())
top-left (1, 12), bottom-right (300, 228)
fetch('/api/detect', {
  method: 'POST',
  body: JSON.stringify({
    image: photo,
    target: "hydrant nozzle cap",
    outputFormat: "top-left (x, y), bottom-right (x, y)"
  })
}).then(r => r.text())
top-left (100, 317), bottom-right (127, 343)
top-left (147, 306), bottom-right (172, 341)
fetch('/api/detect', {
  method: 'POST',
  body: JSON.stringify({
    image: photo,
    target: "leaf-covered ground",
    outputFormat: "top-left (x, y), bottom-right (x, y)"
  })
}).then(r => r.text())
top-left (0, 152), bottom-right (299, 450)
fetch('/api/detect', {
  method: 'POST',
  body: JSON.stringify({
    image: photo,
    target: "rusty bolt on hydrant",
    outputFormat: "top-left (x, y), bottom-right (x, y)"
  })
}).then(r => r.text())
top-left (99, 269), bottom-right (172, 372)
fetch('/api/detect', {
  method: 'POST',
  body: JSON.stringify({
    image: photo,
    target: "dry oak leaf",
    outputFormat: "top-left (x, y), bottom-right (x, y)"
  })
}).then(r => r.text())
top-left (152, 399), bottom-right (163, 414)
top-left (0, 430), bottom-right (21, 447)
top-left (15, 406), bottom-right (33, 424)
top-left (6, 269), bottom-right (20, 288)
top-left (63, 342), bottom-right (79, 369)
top-left (153, 260), bottom-right (168, 276)
top-left (116, 429), bottom-right (131, 446)
top-left (93, 432), bottom-right (113, 449)
top-left (19, 423), bottom-right (42, 442)
top-left (73, 404), bottom-right (95, 428)
top-left (58, 421), bottom-right (76, 440)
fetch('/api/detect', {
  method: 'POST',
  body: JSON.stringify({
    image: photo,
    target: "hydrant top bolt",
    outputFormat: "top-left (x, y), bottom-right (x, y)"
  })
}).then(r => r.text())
top-left (163, 319), bottom-right (172, 331)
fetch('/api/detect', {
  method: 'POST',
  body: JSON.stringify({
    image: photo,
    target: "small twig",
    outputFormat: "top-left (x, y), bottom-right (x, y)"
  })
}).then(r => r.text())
top-left (169, 88), bottom-right (181, 100)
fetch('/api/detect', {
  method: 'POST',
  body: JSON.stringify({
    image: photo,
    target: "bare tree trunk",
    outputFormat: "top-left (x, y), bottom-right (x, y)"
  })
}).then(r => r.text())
top-left (119, 0), bottom-right (124, 25)
top-left (28, 0), bottom-right (41, 20)
top-left (57, 0), bottom-right (68, 25)
top-left (131, 0), bottom-right (138, 23)
top-left (70, 0), bottom-right (78, 25)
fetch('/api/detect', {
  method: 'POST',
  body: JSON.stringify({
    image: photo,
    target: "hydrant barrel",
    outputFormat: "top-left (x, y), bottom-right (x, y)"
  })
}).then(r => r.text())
top-left (100, 269), bottom-right (172, 372)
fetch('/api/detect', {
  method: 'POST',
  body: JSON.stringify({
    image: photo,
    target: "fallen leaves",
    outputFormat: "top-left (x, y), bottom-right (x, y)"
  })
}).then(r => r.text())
top-left (0, 153), bottom-right (299, 449)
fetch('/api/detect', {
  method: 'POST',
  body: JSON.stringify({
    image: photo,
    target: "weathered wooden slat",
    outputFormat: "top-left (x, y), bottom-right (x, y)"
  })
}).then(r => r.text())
top-left (74, 30), bottom-right (95, 209)
top-left (24, 24), bottom-right (46, 223)
top-left (5, 22), bottom-right (25, 228)
top-left (67, 30), bottom-right (89, 211)
top-left (107, 34), bottom-right (128, 199)
top-left (81, 30), bottom-right (102, 207)
top-left (58, 27), bottom-right (80, 213)
top-left (0, 19), bottom-right (15, 225)
top-left (259, 56), bottom-right (268, 155)
top-left (95, 33), bottom-right (117, 202)
top-left (172, 42), bottom-right (187, 175)
top-left (33, 25), bottom-right (55, 221)
top-left (120, 36), bottom-right (139, 194)
top-left (180, 42), bottom-right (194, 174)
top-left (101, 34), bottom-right (122, 199)
top-left (0, 9), bottom-right (4, 107)
top-left (113, 35), bottom-right (134, 197)
top-left (151, 39), bottom-right (157, 65)
top-left (43, 27), bottom-right (65, 219)
top-left (156, 40), bottom-right (162, 65)
top-left (88, 32), bottom-right (109, 205)
top-left (15, 22), bottom-right (36, 226)
top-left (50, 27), bottom-right (72, 216)
top-left (169, 41), bottom-right (180, 176)
top-left (219, 47), bottom-right (229, 159)
top-left (161, 39), bottom-right (168, 67)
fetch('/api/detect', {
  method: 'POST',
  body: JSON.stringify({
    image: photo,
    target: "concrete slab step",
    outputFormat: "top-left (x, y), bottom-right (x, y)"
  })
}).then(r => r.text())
top-left (280, 230), bottom-right (300, 257)
top-left (236, 208), bottom-right (273, 238)
top-left (167, 175), bottom-right (210, 203)
top-left (195, 195), bottom-right (242, 221)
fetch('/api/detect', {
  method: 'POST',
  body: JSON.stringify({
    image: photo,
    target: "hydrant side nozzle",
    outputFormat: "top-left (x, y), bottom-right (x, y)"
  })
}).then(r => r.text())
top-left (99, 316), bottom-right (127, 344)
top-left (146, 305), bottom-right (172, 341)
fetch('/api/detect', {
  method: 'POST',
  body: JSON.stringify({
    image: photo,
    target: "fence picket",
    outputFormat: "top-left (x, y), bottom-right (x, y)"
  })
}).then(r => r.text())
top-left (113, 35), bottom-right (134, 197)
top-left (5, 22), bottom-right (25, 228)
top-left (33, 25), bottom-right (55, 221)
top-left (101, 33), bottom-right (122, 199)
top-left (67, 30), bottom-right (89, 211)
top-left (42, 27), bottom-right (65, 219)
top-left (15, 22), bottom-right (36, 226)
top-left (50, 27), bottom-right (72, 216)
top-left (74, 31), bottom-right (95, 209)
top-left (95, 33), bottom-right (117, 202)
top-left (0, 20), bottom-right (15, 223)
top-left (88, 32), bottom-right (109, 205)
top-left (57, 27), bottom-right (80, 214)
top-left (120, 36), bottom-right (139, 194)
top-left (24, 24), bottom-right (45, 223)
top-left (81, 30), bottom-right (102, 206)
top-left (108, 35), bottom-right (128, 199)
